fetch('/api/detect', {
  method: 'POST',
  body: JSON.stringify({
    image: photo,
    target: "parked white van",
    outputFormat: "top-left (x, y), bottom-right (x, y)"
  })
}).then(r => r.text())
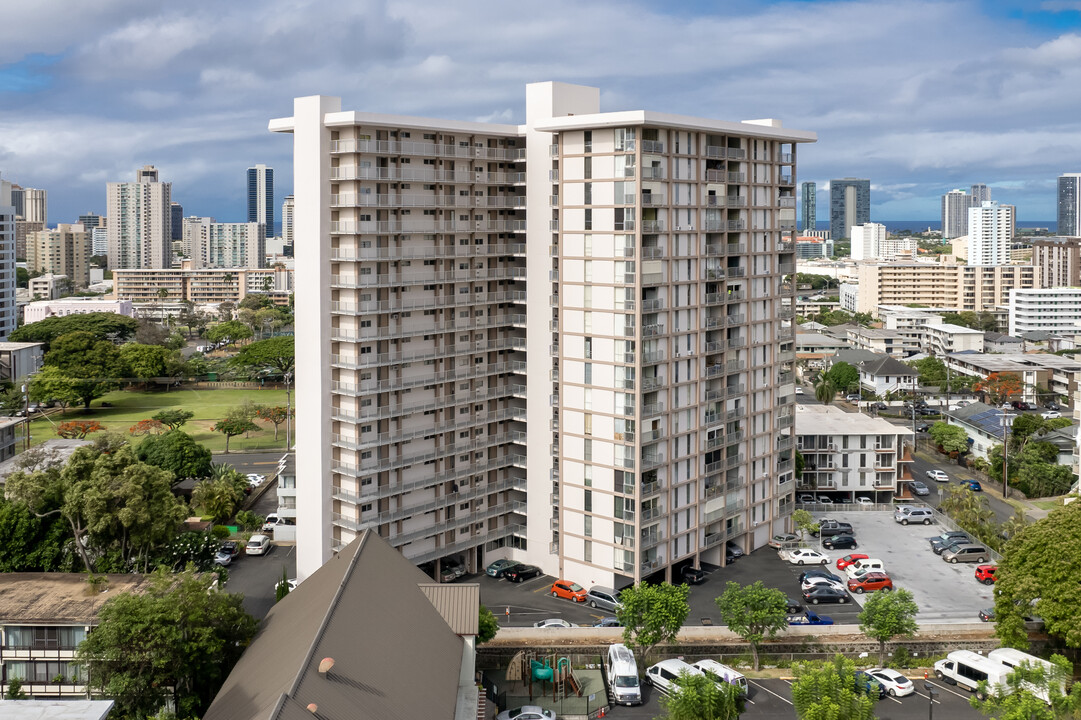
top-left (692, 659), bottom-right (748, 697)
top-left (645, 659), bottom-right (703, 696)
top-left (845, 558), bottom-right (885, 578)
top-left (988, 648), bottom-right (1064, 702)
top-left (934, 650), bottom-right (1011, 698)
top-left (606, 644), bottom-right (642, 705)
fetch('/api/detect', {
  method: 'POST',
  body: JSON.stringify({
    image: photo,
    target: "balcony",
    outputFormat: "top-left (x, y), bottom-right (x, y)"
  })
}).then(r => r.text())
top-left (642, 220), bottom-right (665, 233)
top-left (642, 323), bottom-right (665, 338)
top-left (726, 196), bottom-right (747, 207)
top-left (641, 350), bottom-right (665, 364)
top-left (728, 172), bottom-right (746, 184)
top-left (641, 246), bottom-right (666, 258)
top-left (727, 337), bottom-right (746, 349)
top-left (705, 267), bottom-right (726, 280)
top-left (641, 193), bottom-right (666, 206)
top-left (779, 175), bottom-right (794, 185)
top-left (641, 298), bottom-right (664, 311)
top-left (641, 527), bottom-right (665, 549)
top-left (641, 402), bottom-right (665, 418)
top-left (642, 167), bottom-right (665, 180)
top-left (641, 480), bottom-right (664, 498)
top-left (642, 272), bottom-right (663, 285)
top-left (641, 454), bottom-right (665, 470)
top-left (778, 197), bottom-right (796, 208)
top-left (642, 140), bottom-right (665, 153)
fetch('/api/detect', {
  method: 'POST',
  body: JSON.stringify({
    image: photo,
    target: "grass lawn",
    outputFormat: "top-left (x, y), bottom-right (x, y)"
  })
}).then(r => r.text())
top-left (28, 388), bottom-right (291, 453)
top-left (1032, 499), bottom-right (1065, 511)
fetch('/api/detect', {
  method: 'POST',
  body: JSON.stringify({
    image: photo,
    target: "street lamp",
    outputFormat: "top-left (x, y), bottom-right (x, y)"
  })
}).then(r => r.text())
top-left (923, 681), bottom-right (939, 720)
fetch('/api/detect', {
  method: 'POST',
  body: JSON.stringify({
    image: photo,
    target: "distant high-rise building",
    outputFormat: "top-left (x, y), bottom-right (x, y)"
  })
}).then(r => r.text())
top-left (170, 202), bottom-right (183, 242)
top-left (27, 223), bottom-right (92, 288)
top-left (107, 165), bottom-right (172, 269)
top-left (1033, 236), bottom-right (1081, 288)
top-left (968, 201), bottom-right (1014, 266)
top-left (0, 177), bottom-right (18, 338)
top-left (970, 184), bottom-right (991, 204)
top-left (281, 194), bottom-right (294, 254)
top-left (941, 189), bottom-right (977, 240)
top-left (829, 178), bottom-right (870, 241)
top-left (800, 182), bottom-right (816, 232)
top-left (190, 221), bottom-right (265, 269)
top-left (247, 164), bottom-right (274, 232)
top-left (14, 220), bottom-right (43, 260)
top-left (18, 187), bottom-right (47, 225)
top-left (1058, 174), bottom-right (1081, 237)
top-left (78, 213), bottom-right (106, 231)
top-left (91, 227), bottom-right (108, 258)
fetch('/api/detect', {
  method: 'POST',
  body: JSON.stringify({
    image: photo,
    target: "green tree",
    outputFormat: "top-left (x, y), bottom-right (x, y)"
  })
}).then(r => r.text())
top-left (28, 366), bottom-right (82, 412)
top-left (1017, 462), bottom-right (1075, 498)
top-left (276, 567), bottom-right (291, 602)
top-left (239, 294), bottom-right (272, 311)
top-left (191, 477), bottom-right (244, 524)
top-left (254, 405), bottom-right (293, 441)
top-left (43, 331), bottom-right (124, 408)
top-left (792, 509), bottom-right (819, 541)
top-left (118, 343), bottom-right (171, 382)
top-left (153, 531), bottom-right (219, 572)
top-left (212, 404), bottom-right (261, 453)
top-left (77, 566), bottom-right (258, 719)
top-left (928, 421), bottom-right (970, 453)
top-left (0, 496), bottom-right (73, 572)
top-left (152, 409), bottom-right (194, 430)
top-left (825, 362), bottom-right (859, 394)
top-left (969, 654), bottom-right (1080, 719)
top-left (814, 377), bottom-right (837, 406)
top-left (235, 510), bottom-right (264, 532)
top-left (7, 678), bottom-right (27, 699)
top-left (136, 431), bottom-right (213, 481)
top-left (714, 581), bottom-right (789, 670)
top-left (231, 336), bottom-right (296, 376)
top-left (661, 670), bottom-right (742, 720)
top-left (995, 500), bottom-right (1081, 649)
top-left (478, 605), bottom-right (499, 645)
top-left (857, 588), bottom-right (919, 665)
top-left (939, 484), bottom-right (1000, 549)
top-left (206, 320), bottom-right (253, 346)
top-left (9, 312), bottom-right (138, 348)
top-left (616, 582), bottom-right (690, 660)
top-left (791, 655), bottom-right (877, 720)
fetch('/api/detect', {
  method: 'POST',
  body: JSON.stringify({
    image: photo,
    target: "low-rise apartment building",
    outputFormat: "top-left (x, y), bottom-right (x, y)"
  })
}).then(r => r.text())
top-left (946, 352), bottom-right (1081, 405)
top-left (112, 260), bottom-right (293, 306)
top-left (796, 404), bottom-right (913, 501)
top-left (27, 274), bottom-right (69, 301)
top-left (858, 355), bottom-right (918, 396)
top-left (923, 322), bottom-right (985, 355)
top-left (0, 573), bottom-right (152, 698)
top-left (271, 453), bottom-right (296, 542)
top-left (23, 298), bottom-right (134, 325)
top-left (855, 263), bottom-right (1037, 317)
top-left (1008, 287), bottom-right (1081, 337)
top-left (0, 342), bottom-right (44, 382)
top-left (846, 327), bottom-right (918, 357)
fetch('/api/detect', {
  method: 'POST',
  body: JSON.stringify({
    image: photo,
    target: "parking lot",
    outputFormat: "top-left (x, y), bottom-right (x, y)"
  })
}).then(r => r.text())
top-left (477, 510), bottom-right (991, 627)
top-left (599, 677), bottom-right (985, 720)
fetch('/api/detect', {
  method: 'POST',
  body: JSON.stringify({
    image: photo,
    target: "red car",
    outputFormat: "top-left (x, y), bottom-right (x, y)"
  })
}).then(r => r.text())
top-left (847, 572), bottom-right (894, 594)
top-left (836, 553), bottom-right (869, 571)
top-left (550, 580), bottom-right (587, 602)
top-left (974, 565), bottom-right (997, 585)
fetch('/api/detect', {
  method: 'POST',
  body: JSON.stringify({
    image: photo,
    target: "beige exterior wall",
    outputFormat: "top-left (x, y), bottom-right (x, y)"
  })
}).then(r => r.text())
top-left (112, 263), bottom-right (289, 305)
top-left (857, 263), bottom-right (1037, 317)
top-left (26, 224), bottom-right (91, 288)
top-left (1033, 237), bottom-right (1081, 288)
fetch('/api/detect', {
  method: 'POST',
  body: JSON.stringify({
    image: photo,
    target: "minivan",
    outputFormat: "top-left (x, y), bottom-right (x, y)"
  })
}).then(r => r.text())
top-left (646, 659), bottom-right (703, 696)
top-left (245, 534), bottom-right (271, 555)
top-left (942, 544), bottom-right (989, 563)
top-left (586, 586), bottom-right (622, 612)
top-left (606, 644), bottom-right (642, 705)
top-left (894, 507), bottom-right (934, 525)
top-left (692, 659), bottom-right (748, 697)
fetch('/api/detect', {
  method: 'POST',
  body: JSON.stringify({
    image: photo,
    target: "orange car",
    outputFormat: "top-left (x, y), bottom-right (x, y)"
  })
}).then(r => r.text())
top-left (847, 572), bottom-right (894, 594)
top-left (551, 580), bottom-right (587, 602)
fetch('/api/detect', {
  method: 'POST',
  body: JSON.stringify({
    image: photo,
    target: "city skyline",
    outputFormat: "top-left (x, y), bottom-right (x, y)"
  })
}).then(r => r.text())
top-left (1, 1), bottom-right (1081, 224)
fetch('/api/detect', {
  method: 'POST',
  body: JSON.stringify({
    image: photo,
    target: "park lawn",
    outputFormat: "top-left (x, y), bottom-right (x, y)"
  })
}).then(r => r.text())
top-left (28, 387), bottom-right (291, 453)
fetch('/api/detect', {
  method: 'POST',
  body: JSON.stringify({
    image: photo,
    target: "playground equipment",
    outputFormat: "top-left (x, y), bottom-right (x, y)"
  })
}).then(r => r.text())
top-left (507, 650), bottom-right (584, 701)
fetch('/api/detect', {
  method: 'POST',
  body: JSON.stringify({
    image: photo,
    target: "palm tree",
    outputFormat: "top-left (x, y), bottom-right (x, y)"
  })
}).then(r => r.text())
top-left (814, 377), bottom-right (837, 406)
top-left (157, 288), bottom-right (169, 322)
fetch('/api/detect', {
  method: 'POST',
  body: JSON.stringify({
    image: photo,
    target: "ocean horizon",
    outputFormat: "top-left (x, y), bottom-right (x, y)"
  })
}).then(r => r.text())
top-left (812, 220), bottom-right (1056, 234)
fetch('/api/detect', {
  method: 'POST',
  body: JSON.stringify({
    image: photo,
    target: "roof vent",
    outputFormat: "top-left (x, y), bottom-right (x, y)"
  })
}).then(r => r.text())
top-left (318, 657), bottom-right (335, 674)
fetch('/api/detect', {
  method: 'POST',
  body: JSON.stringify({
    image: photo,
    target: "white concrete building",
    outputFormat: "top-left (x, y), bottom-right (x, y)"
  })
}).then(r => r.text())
top-left (839, 282), bottom-right (858, 312)
top-left (282, 194), bottom-right (294, 250)
top-left (196, 222), bottom-right (266, 269)
top-left (0, 177), bottom-right (18, 339)
top-left (106, 165), bottom-right (172, 269)
top-left (858, 355), bottom-right (918, 396)
top-left (23, 298), bottom-right (134, 325)
top-left (274, 82), bottom-right (813, 586)
top-left (90, 227), bottom-right (107, 257)
top-left (968, 201), bottom-right (1013, 266)
top-left (1009, 287), bottom-right (1081, 337)
top-left (850, 223), bottom-right (885, 261)
top-left (923, 322), bottom-right (985, 355)
top-left (28, 274), bottom-right (69, 301)
top-left (796, 404), bottom-right (913, 501)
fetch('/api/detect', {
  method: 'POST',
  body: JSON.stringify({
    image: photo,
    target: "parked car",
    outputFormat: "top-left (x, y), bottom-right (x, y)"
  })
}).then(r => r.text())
top-left (1045, 402), bottom-right (1061, 411)
top-left (802, 586), bottom-right (849, 605)
top-left (932, 535), bottom-right (973, 556)
top-left (681, 566), bottom-right (708, 584)
top-left (918, 406), bottom-right (938, 416)
top-left (586, 586), bottom-right (622, 611)
top-left (785, 596), bottom-right (804, 614)
top-left (799, 569), bottom-right (843, 584)
top-left (646, 659), bottom-right (704, 696)
top-left (214, 548), bottom-right (234, 566)
top-left (895, 506), bottom-right (935, 525)
top-left (855, 496), bottom-right (873, 506)
top-left (845, 394), bottom-right (862, 403)
top-left (496, 706), bottom-right (555, 720)
top-left (836, 553), bottom-right (869, 570)
top-left (811, 520), bottom-right (853, 538)
top-left (844, 558), bottom-right (885, 578)
top-left (274, 577), bottom-right (299, 593)
top-left (855, 671), bottom-right (887, 699)
top-left (816, 495), bottom-right (834, 505)
top-left (960, 478), bottom-right (982, 491)
top-left (797, 494), bottom-right (815, 504)
top-left (1042, 410), bottom-right (1061, 419)
top-left (788, 610), bottom-right (834, 625)
top-left (219, 540), bottom-right (240, 559)
top-left (593, 616), bottom-right (622, 628)
top-left (978, 606), bottom-right (996, 622)
top-left (908, 480), bottom-right (930, 496)
top-left (533, 618), bottom-right (577, 629)
top-left (725, 541), bottom-right (745, 561)
top-left (866, 668), bottom-right (915, 697)
top-left (822, 534), bottom-right (858, 550)
top-left (505, 564), bottom-right (542, 583)
top-left (871, 402), bottom-right (888, 411)
top-left (486, 559), bottom-right (521, 578)
top-left (550, 580), bottom-right (587, 602)
top-left (847, 572), bottom-right (894, 594)
top-left (768, 533), bottom-right (800, 549)
top-left (786, 548), bottom-right (830, 566)
top-left (926, 469), bottom-right (949, 482)
top-left (929, 531), bottom-right (970, 552)
top-left (245, 534), bottom-right (271, 556)
top-left (942, 544), bottom-right (989, 563)
top-left (975, 564), bottom-right (998, 585)
top-left (916, 423), bottom-right (931, 432)
top-left (1012, 400), bottom-right (1034, 411)
top-left (795, 386), bottom-right (804, 395)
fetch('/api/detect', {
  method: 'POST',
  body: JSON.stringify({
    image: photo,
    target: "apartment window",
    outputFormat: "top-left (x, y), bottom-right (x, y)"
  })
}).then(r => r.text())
top-left (584, 156), bottom-right (592, 179)
top-left (584, 362), bottom-right (592, 384)
top-left (584, 131), bottom-right (592, 153)
top-left (584, 488), bottom-right (592, 512)
top-left (585, 336), bottom-right (593, 359)
top-left (584, 539), bottom-right (592, 562)
top-left (584, 438), bottom-right (593, 461)
top-left (584, 515), bottom-right (592, 536)
top-left (584, 260), bottom-right (592, 282)
top-left (584, 234), bottom-right (592, 257)
top-left (584, 413), bottom-right (592, 436)
top-left (584, 285), bottom-right (592, 308)
top-left (583, 464), bottom-right (592, 486)
top-left (584, 182), bottom-right (592, 206)
top-left (584, 209), bottom-right (592, 231)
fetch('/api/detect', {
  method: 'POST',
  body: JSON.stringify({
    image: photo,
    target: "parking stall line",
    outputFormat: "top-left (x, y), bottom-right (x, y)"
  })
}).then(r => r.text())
top-left (749, 680), bottom-right (793, 705)
top-left (923, 679), bottom-right (971, 701)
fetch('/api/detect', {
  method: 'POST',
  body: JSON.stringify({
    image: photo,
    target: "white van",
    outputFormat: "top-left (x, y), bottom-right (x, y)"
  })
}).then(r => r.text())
top-left (645, 659), bottom-right (703, 696)
top-left (845, 558), bottom-right (885, 578)
top-left (988, 648), bottom-right (1064, 702)
top-left (934, 650), bottom-right (1011, 698)
top-left (606, 644), bottom-right (642, 705)
top-left (245, 534), bottom-right (271, 556)
top-left (692, 659), bottom-right (748, 697)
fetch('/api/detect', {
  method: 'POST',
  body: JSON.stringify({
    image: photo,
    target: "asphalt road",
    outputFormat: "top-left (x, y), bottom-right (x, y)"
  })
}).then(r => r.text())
top-left (904, 450), bottom-right (1018, 526)
top-left (600, 677), bottom-right (983, 720)
top-left (219, 451), bottom-right (287, 477)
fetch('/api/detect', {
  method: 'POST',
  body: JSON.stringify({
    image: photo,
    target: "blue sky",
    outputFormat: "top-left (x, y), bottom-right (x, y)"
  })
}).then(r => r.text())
top-left (2, 0), bottom-right (1081, 226)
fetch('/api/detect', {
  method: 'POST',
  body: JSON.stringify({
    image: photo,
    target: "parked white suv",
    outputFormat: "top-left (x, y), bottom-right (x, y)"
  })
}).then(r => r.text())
top-left (646, 659), bottom-right (703, 696)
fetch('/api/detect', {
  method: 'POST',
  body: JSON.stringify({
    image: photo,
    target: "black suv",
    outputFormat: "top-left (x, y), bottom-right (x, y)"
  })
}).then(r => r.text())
top-left (811, 520), bottom-right (854, 538)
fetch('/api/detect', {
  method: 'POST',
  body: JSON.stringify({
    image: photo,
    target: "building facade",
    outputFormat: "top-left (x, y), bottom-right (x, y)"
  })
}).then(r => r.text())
top-left (275, 82), bottom-right (813, 586)
top-left (0, 178), bottom-right (17, 339)
top-left (282, 194), bottom-right (295, 253)
top-left (111, 261), bottom-right (292, 305)
top-left (829, 178), bottom-right (870, 241)
top-left (23, 298), bottom-right (134, 325)
top-left (1009, 287), bottom-right (1081, 336)
top-left (27, 274), bottom-right (69, 301)
top-left (800, 181), bottom-right (815, 232)
top-left (170, 201), bottom-right (183, 243)
top-left (14, 187), bottom-right (47, 225)
top-left (26, 223), bottom-right (92, 288)
top-left (247, 164), bottom-right (274, 231)
top-left (1058, 173), bottom-right (1081, 237)
top-left (967, 201), bottom-right (1013, 266)
top-left (192, 222), bottom-right (266, 269)
top-left (106, 165), bottom-right (172, 269)
top-left (1033, 236), bottom-right (1081, 288)
top-left (77, 213), bottom-right (105, 231)
top-left (855, 263), bottom-right (1037, 316)
top-left (941, 189), bottom-right (976, 240)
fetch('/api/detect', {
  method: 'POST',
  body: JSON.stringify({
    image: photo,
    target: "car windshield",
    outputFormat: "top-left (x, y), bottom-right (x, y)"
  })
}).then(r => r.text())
top-left (569, 583), bottom-right (583, 591)
top-left (615, 675), bottom-right (638, 687)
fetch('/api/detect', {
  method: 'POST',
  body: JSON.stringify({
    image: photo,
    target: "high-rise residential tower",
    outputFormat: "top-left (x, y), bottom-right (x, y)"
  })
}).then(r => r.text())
top-left (273, 82), bottom-right (814, 585)
top-left (282, 194), bottom-right (295, 254)
top-left (829, 178), bottom-right (870, 241)
top-left (941, 189), bottom-right (976, 240)
top-left (78, 213), bottom-right (106, 231)
top-left (0, 177), bottom-right (18, 338)
top-left (801, 181), bottom-right (816, 232)
top-left (170, 202), bottom-right (184, 242)
top-left (247, 164), bottom-right (274, 232)
top-left (16, 187), bottom-right (47, 225)
top-left (968, 201), bottom-right (1014, 266)
top-left (1059, 174), bottom-right (1081, 237)
top-left (970, 183), bottom-right (991, 204)
top-left (106, 166), bottom-right (172, 269)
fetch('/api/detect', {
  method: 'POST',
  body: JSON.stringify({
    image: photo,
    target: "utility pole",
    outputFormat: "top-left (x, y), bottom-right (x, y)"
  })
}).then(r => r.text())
top-left (284, 369), bottom-right (293, 450)
top-left (1001, 408), bottom-right (1011, 500)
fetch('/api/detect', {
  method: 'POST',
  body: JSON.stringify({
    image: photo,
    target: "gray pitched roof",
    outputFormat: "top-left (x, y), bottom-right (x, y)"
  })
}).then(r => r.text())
top-left (859, 355), bottom-right (918, 377)
top-left (204, 531), bottom-right (471, 720)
